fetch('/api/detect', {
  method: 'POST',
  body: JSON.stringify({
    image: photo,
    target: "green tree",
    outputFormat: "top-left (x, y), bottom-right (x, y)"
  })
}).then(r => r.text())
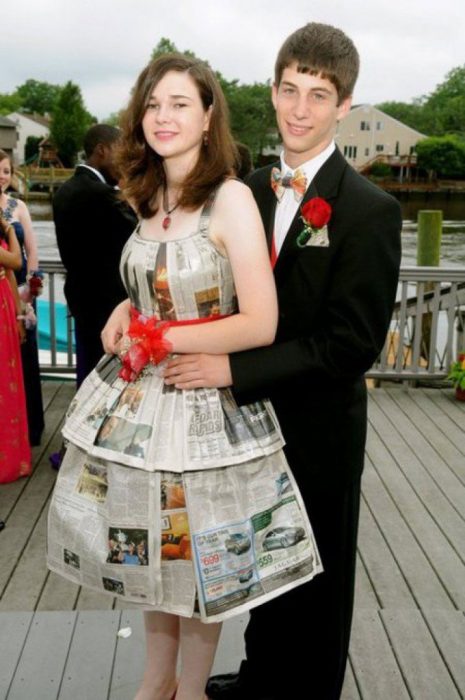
top-left (422, 66), bottom-right (465, 136)
top-left (16, 79), bottom-right (62, 115)
top-left (0, 92), bottom-right (23, 115)
top-left (375, 99), bottom-right (427, 133)
top-left (221, 79), bottom-right (277, 161)
top-left (151, 37), bottom-right (179, 60)
top-left (416, 135), bottom-right (465, 178)
top-left (50, 82), bottom-right (94, 166)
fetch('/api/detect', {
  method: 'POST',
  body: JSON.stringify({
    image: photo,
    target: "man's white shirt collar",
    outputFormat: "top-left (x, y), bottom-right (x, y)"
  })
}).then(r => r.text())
top-left (273, 141), bottom-right (335, 256)
top-left (77, 163), bottom-right (107, 184)
top-left (279, 140), bottom-right (335, 185)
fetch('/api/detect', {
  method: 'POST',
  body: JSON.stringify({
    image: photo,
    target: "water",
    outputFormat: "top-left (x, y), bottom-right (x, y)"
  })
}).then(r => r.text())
top-left (29, 201), bottom-right (465, 267)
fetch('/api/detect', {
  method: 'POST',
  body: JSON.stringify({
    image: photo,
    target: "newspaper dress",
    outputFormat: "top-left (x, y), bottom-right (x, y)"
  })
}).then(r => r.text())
top-left (47, 195), bottom-right (322, 622)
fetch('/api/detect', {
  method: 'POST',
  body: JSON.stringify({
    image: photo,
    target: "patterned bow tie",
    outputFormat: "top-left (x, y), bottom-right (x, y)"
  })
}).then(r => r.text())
top-left (270, 167), bottom-right (307, 202)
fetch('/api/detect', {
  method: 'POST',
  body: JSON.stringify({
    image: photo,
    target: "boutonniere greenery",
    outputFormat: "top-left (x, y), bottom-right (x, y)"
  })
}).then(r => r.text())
top-left (297, 197), bottom-right (332, 248)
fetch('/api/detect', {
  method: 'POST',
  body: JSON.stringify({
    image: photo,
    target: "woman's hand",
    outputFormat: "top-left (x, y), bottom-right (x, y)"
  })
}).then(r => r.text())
top-left (101, 299), bottom-right (131, 354)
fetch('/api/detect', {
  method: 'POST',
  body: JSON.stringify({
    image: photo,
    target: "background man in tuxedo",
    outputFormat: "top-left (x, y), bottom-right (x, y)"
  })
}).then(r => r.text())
top-left (54, 124), bottom-right (137, 386)
top-left (165, 22), bottom-right (402, 700)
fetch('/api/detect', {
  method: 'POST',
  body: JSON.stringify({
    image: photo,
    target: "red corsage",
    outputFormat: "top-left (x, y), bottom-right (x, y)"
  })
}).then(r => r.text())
top-left (118, 308), bottom-right (173, 383)
top-left (26, 270), bottom-right (44, 298)
top-left (297, 197), bottom-right (332, 247)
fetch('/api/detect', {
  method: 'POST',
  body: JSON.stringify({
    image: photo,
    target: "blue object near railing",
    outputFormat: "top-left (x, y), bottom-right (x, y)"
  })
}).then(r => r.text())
top-left (37, 299), bottom-right (75, 352)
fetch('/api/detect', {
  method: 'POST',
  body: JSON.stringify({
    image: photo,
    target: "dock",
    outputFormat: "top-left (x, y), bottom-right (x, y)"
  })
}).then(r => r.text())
top-left (1, 382), bottom-right (464, 699)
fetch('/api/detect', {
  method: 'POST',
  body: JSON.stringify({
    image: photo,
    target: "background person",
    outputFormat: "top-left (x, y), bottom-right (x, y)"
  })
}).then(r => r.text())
top-left (0, 150), bottom-right (44, 446)
top-left (0, 213), bottom-right (31, 484)
top-left (53, 124), bottom-right (137, 386)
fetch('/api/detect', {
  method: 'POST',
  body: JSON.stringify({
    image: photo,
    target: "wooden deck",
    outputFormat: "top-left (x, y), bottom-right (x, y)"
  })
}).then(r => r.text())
top-left (1, 383), bottom-right (464, 699)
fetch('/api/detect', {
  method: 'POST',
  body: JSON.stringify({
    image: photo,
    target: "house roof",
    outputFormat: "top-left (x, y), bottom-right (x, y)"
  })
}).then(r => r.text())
top-left (7, 112), bottom-right (50, 128)
top-left (0, 116), bottom-right (17, 128)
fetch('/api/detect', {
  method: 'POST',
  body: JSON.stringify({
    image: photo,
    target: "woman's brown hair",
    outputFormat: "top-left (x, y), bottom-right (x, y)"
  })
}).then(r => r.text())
top-left (117, 54), bottom-right (237, 219)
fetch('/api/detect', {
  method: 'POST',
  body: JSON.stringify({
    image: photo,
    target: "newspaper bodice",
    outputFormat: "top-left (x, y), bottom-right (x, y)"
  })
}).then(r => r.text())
top-left (62, 194), bottom-right (285, 473)
top-left (120, 200), bottom-right (238, 321)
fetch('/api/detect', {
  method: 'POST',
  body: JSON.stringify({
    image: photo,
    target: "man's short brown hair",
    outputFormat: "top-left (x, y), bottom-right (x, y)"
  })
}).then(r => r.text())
top-left (275, 23), bottom-right (359, 103)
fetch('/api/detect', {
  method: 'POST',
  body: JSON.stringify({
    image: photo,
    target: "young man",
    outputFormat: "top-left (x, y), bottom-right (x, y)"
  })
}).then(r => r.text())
top-left (54, 124), bottom-right (137, 386)
top-left (165, 22), bottom-right (401, 699)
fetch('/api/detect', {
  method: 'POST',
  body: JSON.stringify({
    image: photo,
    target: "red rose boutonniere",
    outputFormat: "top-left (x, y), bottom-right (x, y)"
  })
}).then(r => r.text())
top-left (297, 197), bottom-right (332, 248)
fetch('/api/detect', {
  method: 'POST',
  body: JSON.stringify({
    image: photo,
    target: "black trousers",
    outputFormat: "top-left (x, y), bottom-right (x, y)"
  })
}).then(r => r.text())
top-left (74, 317), bottom-right (105, 388)
top-left (240, 475), bottom-right (362, 700)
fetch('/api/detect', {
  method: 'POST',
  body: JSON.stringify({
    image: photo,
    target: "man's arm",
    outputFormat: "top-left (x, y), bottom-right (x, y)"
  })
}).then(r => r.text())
top-left (165, 193), bottom-right (401, 401)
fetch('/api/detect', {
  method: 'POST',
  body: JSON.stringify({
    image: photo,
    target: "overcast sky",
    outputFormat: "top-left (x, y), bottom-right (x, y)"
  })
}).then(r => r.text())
top-left (2, 0), bottom-right (464, 119)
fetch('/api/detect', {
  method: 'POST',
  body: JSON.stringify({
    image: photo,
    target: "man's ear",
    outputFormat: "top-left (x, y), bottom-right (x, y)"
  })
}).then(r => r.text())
top-left (337, 95), bottom-right (352, 122)
top-left (271, 83), bottom-right (278, 111)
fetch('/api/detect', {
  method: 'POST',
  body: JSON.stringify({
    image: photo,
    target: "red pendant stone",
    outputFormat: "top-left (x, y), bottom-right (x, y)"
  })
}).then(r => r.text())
top-left (162, 215), bottom-right (171, 230)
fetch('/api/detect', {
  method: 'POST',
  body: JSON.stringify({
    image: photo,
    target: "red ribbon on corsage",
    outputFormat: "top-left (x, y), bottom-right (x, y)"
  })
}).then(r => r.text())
top-left (118, 307), bottom-right (229, 382)
top-left (118, 308), bottom-right (172, 382)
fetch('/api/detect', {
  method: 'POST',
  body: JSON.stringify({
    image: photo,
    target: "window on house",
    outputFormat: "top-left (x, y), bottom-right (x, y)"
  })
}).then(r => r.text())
top-left (344, 145), bottom-right (349, 156)
top-left (360, 121), bottom-right (370, 131)
top-left (375, 145), bottom-right (384, 152)
top-left (376, 121), bottom-right (383, 130)
top-left (365, 148), bottom-right (370, 157)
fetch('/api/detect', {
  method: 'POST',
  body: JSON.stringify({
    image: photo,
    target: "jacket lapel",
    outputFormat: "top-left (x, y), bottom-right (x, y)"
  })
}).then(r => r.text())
top-left (273, 148), bottom-right (348, 278)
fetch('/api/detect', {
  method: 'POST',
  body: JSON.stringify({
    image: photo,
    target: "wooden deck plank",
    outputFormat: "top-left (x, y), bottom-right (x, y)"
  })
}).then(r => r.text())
top-left (0, 502), bottom-right (61, 611)
top-left (341, 659), bottom-right (362, 700)
top-left (421, 608), bottom-right (465, 696)
top-left (75, 587), bottom-right (115, 611)
top-left (109, 609), bottom-right (146, 700)
top-left (362, 456), bottom-right (454, 609)
top-left (374, 388), bottom-right (465, 516)
top-left (36, 570), bottom-right (80, 612)
top-left (357, 496), bottom-right (415, 608)
top-left (349, 609), bottom-right (410, 699)
top-left (0, 387), bottom-right (72, 601)
top-left (353, 553), bottom-right (379, 611)
top-left (410, 389), bottom-right (465, 457)
top-left (1, 382), bottom-right (73, 520)
top-left (367, 406), bottom-right (465, 609)
top-left (0, 612), bottom-right (33, 699)
top-left (380, 609), bottom-right (461, 699)
top-left (58, 610), bottom-right (121, 700)
top-left (6, 611), bottom-right (76, 700)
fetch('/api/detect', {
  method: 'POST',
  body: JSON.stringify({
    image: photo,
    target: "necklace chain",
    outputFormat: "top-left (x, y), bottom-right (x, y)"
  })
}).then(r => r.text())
top-left (162, 188), bottom-right (179, 230)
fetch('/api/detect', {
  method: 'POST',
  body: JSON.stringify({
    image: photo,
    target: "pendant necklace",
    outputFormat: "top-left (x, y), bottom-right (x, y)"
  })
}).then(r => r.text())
top-left (162, 188), bottom-right (180, 230)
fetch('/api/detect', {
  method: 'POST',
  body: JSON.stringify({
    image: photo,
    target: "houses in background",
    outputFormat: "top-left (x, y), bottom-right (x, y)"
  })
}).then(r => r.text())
top-left (4, 112), bottom-right (50, 165)
top-left (262, 104), bottom-right (426, 175)
top-left (335, 104), bottom-right (426, 170)
top-left (0, 116), bottom-right (18, 160)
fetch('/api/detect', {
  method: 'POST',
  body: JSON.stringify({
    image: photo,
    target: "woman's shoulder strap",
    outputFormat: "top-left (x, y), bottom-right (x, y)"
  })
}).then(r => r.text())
top-left (198, 178), bottom-right (241, 235)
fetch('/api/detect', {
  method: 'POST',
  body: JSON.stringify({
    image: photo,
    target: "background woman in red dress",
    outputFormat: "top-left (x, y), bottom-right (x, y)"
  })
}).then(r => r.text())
top-left (0, 213), bottom-right (31, 484)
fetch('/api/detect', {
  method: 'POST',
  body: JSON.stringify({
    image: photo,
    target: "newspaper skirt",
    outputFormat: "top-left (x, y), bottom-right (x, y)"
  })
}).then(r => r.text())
top-left (47, 355), bottom-right (322, 623)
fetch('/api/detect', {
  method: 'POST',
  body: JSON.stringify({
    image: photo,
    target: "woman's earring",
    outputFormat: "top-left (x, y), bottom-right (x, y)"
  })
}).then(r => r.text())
top-left (203, 131), bottom-right (209, 146)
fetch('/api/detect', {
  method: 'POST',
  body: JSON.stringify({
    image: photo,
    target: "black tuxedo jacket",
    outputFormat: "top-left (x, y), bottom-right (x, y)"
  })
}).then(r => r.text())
top-left (53, 166), bottom-right (137, 331)
top-left (231, 148), bottom-right (402, 488)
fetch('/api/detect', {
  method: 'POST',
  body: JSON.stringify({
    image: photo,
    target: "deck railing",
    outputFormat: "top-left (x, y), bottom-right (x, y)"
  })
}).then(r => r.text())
top-left (367, 266), bottom-right (465, 381)
top-left (38, 263), bottom-right (465, 382)
top-left (39, 260), bottom-right (75, 376)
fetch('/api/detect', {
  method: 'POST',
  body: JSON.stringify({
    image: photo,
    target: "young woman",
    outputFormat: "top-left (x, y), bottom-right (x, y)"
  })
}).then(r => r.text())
top-left (47, 55), bottom-right (320, 700)
top-left (0, 212), bottom-right (31, 483)
top-left (0, 150), bottom-right (45, 446)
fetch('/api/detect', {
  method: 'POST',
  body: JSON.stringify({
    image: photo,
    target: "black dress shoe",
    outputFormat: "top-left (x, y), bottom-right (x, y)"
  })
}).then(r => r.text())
top-left (206, 673), bottom-right (242, 699)
top-left (0, 521), bottom-right (5, 531)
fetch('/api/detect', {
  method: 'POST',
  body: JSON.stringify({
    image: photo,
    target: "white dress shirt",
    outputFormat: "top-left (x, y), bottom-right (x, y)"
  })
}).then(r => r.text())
top-left (274, 141), bottom-right (335, 255)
